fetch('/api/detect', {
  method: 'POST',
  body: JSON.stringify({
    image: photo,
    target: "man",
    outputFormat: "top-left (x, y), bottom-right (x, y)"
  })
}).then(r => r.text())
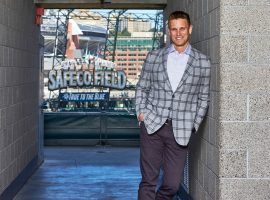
top-left (136, 11), bottom-right (211, 200)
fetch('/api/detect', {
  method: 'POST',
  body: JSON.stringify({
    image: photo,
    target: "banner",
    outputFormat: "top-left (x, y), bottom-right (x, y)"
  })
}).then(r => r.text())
top-left (59, 92), bottom-right (109, 102)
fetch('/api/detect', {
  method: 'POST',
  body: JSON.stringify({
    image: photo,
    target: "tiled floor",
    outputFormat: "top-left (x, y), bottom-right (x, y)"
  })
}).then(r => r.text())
top-left (14, 146), bottom-right (141, 200)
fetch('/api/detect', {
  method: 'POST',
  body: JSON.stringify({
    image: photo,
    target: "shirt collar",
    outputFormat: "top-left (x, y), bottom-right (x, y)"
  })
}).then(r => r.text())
top-left (168, 43), bottom-right (191, 55)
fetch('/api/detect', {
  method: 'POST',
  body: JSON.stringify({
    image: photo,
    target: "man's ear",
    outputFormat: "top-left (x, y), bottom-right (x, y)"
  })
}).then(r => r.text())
top-left (189, 25), bottom-right (193, 34)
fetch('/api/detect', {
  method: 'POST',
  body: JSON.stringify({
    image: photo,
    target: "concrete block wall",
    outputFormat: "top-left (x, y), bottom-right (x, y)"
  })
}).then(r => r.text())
top-left (165, 0), bottom-right (220, 199)
top-left (0, 0), bottom-right (40, 196)
top-left (219, 0), bottom-right (270, 199)
top-left (166, 0), bottom-right (270, 199)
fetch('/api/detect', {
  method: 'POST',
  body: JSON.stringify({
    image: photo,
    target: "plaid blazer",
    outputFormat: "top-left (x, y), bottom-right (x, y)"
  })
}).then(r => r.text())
top-left (135, 45), bottom-right (211, 146)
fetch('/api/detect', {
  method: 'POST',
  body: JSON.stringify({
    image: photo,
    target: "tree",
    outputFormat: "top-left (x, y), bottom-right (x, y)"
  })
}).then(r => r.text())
top-left (118, 28), bottom-right (131, 36)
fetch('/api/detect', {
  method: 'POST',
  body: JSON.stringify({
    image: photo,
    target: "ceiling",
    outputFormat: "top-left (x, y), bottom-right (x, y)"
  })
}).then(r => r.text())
top-left (34, 0), bottom-right (167, 9)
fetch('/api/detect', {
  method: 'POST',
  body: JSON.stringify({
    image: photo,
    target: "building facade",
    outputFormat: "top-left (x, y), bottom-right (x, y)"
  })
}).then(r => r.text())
top-left (112, 37), bottom-right (154, 81)
top-left (119, 18), bottom-right (151, 32)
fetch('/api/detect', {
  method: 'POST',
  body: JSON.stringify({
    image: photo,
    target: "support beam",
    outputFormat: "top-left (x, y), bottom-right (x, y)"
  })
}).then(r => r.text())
top-left (34, 0), bottom-right (167, 9)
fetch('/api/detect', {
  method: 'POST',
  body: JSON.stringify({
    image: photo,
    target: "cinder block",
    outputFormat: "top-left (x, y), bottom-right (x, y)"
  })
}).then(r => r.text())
top-left (213, 0), bottom-right (220, 9)
top-left (205, 193), bottom-right (214, 200)
top-left (248, 7), bottom-right (270, 35)
top-left (0, 46), bottom-right (4, 67)
top-left (249, 0), bottom-right (270, 5)
top-left (199, 116), bottom-right (210, 142)
top-left (200, 138), bottom-right (208, 163)
top-left (0, 109), bottom-right (6, 131)
top-left (249, 36), bottom-right (270, 64)
top-left (203, 166), bottom-right (210, 197)
top-left (209, 91), bottom-right (219, 119)
top-left (0, 5), bottom-right (4, 25)
top-left (219, 93), bottom-right (247, 121)
top-left (6, 106), bottom-right (14, 126)
top-left (219, 122), bottom-right (247, 149)
top-left (0, 174), bottom-right (3, 194)
top-left (219, 179), bottom-right (270, 200)
top-left (220, 35), bottom-right (248, 63)
top-left (207, 168), bottom-right (217, 199)
top-left (1, 147), bottom-right (7, 170)
top-left (207, 143), bottom-right (219, 175)
top-left (198, 184), bottom-right (207, 200)
top-left (3, 46), bottom-right (8, 67)
top-left (202, 0), bottom-right (208, 15)
top-left (201, 40), bottom-right (208, 55)
top-left (2, 6), bottom-right (8, 28)
top-left (219, 121), bottom-right (270, 151)
top-left (205, 14), bottom-right (211, 39)
top-left (209, 117), bottom-right (217, 145)
top-left (220, 64), bottom-right (270, 93)
top-left (0, 150), bottom-right (4, 172)
top-left (191, 160), bottom-right (199, 181)
top-left (193, 0), bottom-right (198, 20)
top-left (206, 40), bottom-right (211, 57)
top-left (198, 161), bottom-right (204, 186)
top-left (209, 36), bottom-right (220, 64)
top-left (0, 28), bottom-right (5, 48)
top-left (197, 20), bottom-right (203, 42)
top-left (208, 0), bottom-right (214, 12)
top-left (210, 8), bottom-right (219, 37)
top-left (249, 148), bottom-right (270, 178)
top-left (250, 94), bottom-right (270, 121)
top-left (197, 0), bottom-right (203, 18)
top-left (6, 126), bottom-right (12, 147)
top-left (220, 149), bottom-right (247, 178)
top-left (7, 145), bottom-right (12, 167)
top-left (220, 0), bottom-right (248, 6)
top-left (191, 180), bottom-right (200, 200)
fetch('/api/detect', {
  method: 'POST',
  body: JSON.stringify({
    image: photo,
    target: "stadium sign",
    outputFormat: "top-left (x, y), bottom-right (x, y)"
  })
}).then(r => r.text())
top-left (48, 57), bottom-right (127, 91)
top-left (48, 69), bottom-right (127, 91)
top-left (59, 92), bottom-right (109, 102)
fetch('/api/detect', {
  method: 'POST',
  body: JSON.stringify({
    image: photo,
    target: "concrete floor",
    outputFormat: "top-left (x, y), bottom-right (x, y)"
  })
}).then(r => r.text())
top-left (14, 146), bottom-right (141, 200)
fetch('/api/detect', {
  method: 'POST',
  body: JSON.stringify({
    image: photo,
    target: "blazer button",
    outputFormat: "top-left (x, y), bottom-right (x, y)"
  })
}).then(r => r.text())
top-left (172, 94), bottom-right (175, 98)
top-left (168, 107), bottom-right (171, 110)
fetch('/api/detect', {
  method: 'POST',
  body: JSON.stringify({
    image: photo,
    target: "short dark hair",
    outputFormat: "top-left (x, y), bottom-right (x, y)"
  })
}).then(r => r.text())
top-left (168, 11), bottom-right (191, 27)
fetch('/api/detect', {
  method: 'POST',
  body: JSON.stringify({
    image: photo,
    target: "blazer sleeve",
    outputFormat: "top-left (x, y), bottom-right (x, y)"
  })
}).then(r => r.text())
top-left (135, 52), bottom-right (152, 118)
top-left (194, 59), bottom-right (211, 131)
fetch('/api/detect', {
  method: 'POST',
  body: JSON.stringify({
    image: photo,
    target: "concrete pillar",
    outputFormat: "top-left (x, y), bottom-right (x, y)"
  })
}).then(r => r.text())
top-left (0, 0), bottom-right (40, 198)
top-left (166, 0), bottom-right (270, 199)
top-left (218, 0), bottom-right (270, 199)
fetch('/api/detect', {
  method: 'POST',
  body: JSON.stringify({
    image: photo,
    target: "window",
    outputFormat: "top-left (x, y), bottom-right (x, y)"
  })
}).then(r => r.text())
top-left (138, 54), bottom-right (146, 56)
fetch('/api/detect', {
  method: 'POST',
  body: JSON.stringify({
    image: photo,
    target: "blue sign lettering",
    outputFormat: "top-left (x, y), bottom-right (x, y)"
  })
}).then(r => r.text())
top-left (59, 92), bottom-right (109, 102)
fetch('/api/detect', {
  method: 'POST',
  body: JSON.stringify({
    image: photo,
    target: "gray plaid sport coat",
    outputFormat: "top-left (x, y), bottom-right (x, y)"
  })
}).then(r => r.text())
top-left (135, 45), bottom-right (211, 146)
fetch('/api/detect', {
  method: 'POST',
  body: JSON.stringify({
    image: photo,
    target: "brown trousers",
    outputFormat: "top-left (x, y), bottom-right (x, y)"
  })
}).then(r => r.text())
top-left (138, 121), bottom-right (188, 200)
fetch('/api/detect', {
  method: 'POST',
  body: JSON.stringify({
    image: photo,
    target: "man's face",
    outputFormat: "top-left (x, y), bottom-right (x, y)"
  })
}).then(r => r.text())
top-left (168, 18), bottom-right (192, 50)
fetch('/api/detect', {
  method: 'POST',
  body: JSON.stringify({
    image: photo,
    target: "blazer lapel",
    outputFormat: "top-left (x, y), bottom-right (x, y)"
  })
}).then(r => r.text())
top-left (161, 46), bottom-right (173, 92)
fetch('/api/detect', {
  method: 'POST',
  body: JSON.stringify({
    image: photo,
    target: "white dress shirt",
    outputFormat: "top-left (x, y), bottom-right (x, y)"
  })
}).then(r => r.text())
top-left (167, 44), bottom-right (191, 92)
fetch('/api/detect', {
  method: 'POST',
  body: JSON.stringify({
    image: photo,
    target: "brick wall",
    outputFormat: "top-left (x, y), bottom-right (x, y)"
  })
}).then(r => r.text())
top-left (0, 0), bottom-right (40, 195)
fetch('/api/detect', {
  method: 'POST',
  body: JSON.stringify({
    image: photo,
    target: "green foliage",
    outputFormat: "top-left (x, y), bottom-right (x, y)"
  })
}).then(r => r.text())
top-left (118, 28), bottom-right (131, 36)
